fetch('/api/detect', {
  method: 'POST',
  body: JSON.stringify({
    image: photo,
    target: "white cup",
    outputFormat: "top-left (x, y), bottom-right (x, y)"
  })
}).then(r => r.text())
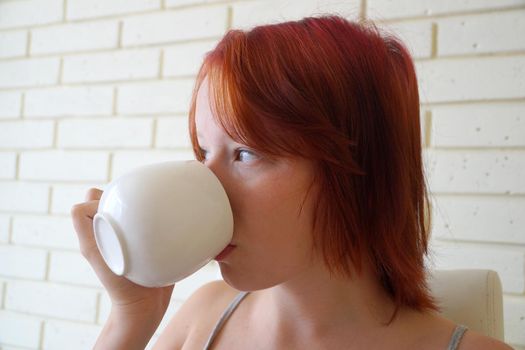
top-left (93, 160), bottom-right (233, 287)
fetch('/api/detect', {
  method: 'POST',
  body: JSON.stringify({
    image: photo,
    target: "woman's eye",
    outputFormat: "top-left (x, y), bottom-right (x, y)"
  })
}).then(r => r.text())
top-left (198, 147), bottom-right (258, 163)
top-left (237, 149), bottom-right (259, 163)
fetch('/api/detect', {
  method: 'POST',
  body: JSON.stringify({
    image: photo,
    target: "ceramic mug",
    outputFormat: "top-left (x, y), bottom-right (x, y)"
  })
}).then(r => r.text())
top-left (92, 160), bottom-right (233, 287)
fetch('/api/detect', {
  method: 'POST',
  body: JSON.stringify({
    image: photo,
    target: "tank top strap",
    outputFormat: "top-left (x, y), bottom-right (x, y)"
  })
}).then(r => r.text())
top-left (446, 324), bottom-right (468, 350)
top-left (203, 291), bottom-right (250, 350)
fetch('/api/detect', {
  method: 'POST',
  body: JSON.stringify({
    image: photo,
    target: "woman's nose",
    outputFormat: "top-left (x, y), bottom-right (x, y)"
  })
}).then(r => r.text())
top-left (203, 156), bottom-right (228, 189)
top-left (201, 156), bottom-right (236, 217)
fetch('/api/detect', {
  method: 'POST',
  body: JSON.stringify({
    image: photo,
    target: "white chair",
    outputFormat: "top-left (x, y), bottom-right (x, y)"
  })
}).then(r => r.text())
top-left (429, 269), bottom-right (504, 341)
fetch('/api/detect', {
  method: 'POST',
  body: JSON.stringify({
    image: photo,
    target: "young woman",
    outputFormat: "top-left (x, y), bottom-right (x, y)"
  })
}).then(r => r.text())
top-left (71, 15), bottom-right (512, 349)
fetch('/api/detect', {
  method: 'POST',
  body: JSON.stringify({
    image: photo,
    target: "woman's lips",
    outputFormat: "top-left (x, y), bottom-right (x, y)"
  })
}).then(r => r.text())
top-left (214, 244), bottom-right (236, 261)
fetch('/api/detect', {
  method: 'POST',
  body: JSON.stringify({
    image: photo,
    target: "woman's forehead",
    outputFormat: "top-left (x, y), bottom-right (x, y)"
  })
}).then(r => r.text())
top-left (194, 78), bottom-right (237, 146)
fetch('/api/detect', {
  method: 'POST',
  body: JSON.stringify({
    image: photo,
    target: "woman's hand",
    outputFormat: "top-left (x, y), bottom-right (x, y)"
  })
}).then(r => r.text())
top-left (71, 188), bottom-right (174, 319)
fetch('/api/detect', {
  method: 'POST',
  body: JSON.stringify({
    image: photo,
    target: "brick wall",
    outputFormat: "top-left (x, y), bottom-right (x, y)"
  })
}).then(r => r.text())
top-left (0, 0), bottom-right (524, 348)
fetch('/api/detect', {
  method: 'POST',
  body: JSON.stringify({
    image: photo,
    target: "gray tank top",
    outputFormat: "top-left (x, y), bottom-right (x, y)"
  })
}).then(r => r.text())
top-left (203, 292), bottom-right (468, 350)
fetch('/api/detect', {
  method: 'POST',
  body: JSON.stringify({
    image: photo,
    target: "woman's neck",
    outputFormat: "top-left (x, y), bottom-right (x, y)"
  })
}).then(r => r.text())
top-left (253, 258), bottom-right (401, 342)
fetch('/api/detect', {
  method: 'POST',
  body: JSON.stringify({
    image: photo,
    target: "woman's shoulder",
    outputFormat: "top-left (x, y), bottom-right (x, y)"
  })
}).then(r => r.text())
top-left (402, 311), bottom-right (512, 350)
top-left (152, 280), bottom-right (239, 349)
top-left (458, 329), bottom-right (514, 350)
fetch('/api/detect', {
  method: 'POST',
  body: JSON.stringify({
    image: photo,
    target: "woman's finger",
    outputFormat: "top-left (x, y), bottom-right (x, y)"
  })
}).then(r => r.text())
top-left (85, 187), bottom-right (103, 202)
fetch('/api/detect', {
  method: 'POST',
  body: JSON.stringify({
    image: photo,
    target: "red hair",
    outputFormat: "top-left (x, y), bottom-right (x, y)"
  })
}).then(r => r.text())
top-left (188, 15), bottom-right (437, 320)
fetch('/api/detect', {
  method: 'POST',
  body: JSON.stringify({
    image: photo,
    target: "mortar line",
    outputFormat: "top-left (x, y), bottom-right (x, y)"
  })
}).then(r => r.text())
top-left (425, 110), bottom-right (432, 147)
top-left (1, 282), bottom-right (6, 309)
top-left (151, 117), bottom-right (158, 148)
top-left (226, 5), bottom-right (233, 30)
top-left (26, 30), bottom-right (31, 57)
top-left (95, 292), bottom-right (102, 324)
top-left (431, 22), bottom-right (438, 58)
top-left (19, 92), bottom-right (25, 118)
top-left (38, 320), bottom-right (46, 350)
top-left (360, 0), bottom-right (367, 21)
top-left (8, 215), bottom-right (14, 244)
top-left (52, 120), bottom-right (58, 149)
top-left (118, 20), bottom-right (123, 49)
top-left (58, 57), bottom-right (64, 84)
top-left (158, 49), bottom-right (164, 79)
top-left (44, 250), bottom-right (51, 281)
top-left (112, 86), bottom-right (118, 116)
top-left (48, 186), bottom-right (54, 215)
top-left (62, 0), bottom-right (67, 22)
top-left (15, 152), bottom-right (20, 180)
top-left (107, 152), bottom-right (114, 182)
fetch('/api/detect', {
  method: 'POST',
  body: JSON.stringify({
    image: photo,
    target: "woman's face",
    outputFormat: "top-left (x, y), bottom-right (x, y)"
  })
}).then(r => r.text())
top-left (194, 78), bottom-right (319, 291)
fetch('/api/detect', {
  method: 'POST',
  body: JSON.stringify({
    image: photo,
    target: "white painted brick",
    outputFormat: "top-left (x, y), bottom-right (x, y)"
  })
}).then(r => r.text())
top-left (67, 0), bottom-right (160, 20)
top-left (367, 0), bottom-right (524, 20)
top-left (156, 116), bottom-right (191, 148)
top-left (438, 10), bottom-right (525, 56)
top-left (0, 152), bottom-right (16, 179)
top-left (0, 0), bottom-right (62, 30)
top-left (432, 195), bottom-right (525, 244)
top-left (0, 215), bottom-right (9, 243)
top-left (430, 241), bottom-right (525, 293)
top-left (0, 92), bottom-right (21, 119)
top-left (44, 319), bottom-right (101, 350)
top-left (0, 57), bottom-right (59, 88)
top-left (49, 251), bottom-right (101, 287)
top-left (0, 182), bottom-right (49, 213)
top-left (0, 120), bottom-right (54, 149)
top-left (122, 6), bottom-right (227, 46)
top-left (97, 291), bottom-right (111, 324)
top-left (117, 79), bottom-right (194, 114)
top-left (12, 215), bottom-right (78, 250)
top-left (19, 151), bottom-right (109, 182)
top-left (386, 20), bottom-right (433, 59)
top-left (1, 345), bottom-right (39, 350)
top-left (165, 0), bottom-right (222, 7)
top-left (171, 261), bottom-right (219, 301)
top-left (165, 0), bottom-right (225, 6)
top-left (425, 150), bottom-right (525, 194)
top-left (5, 280), bottom-right (98, 322)
top-left (0, 311), bottom-right (42, 348)
top-left (0, 245), bottom-right (47, 279)
top-left (111, 150), bottom-right (194, 179)
top-left (431, 103), bottom-right (525, 147)
top-left (0, 30), bottom-right (26, 58)
top-left (51, 183), bottom-right (105, 215)
top-left (232, 0), bottom-right (361, 29)
top-left (63, 48), bottom-right (159, 83)
top-left (31, 20), bottom-right (118, 55)
top-left (416, 56), bottom-right (525, 103)
top-left (504, 296), bottom-right (525, 346)
top-left (163, 40), bottom-right (217, 77)
top-left (25, 86), bottom-right (113, 118)
top-left (58, 118), bottom-right (153, 148)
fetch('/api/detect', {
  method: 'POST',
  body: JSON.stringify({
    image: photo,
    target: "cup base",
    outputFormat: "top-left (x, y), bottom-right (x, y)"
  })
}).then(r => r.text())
top-left (93, 213), bottom-right (126, 276)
